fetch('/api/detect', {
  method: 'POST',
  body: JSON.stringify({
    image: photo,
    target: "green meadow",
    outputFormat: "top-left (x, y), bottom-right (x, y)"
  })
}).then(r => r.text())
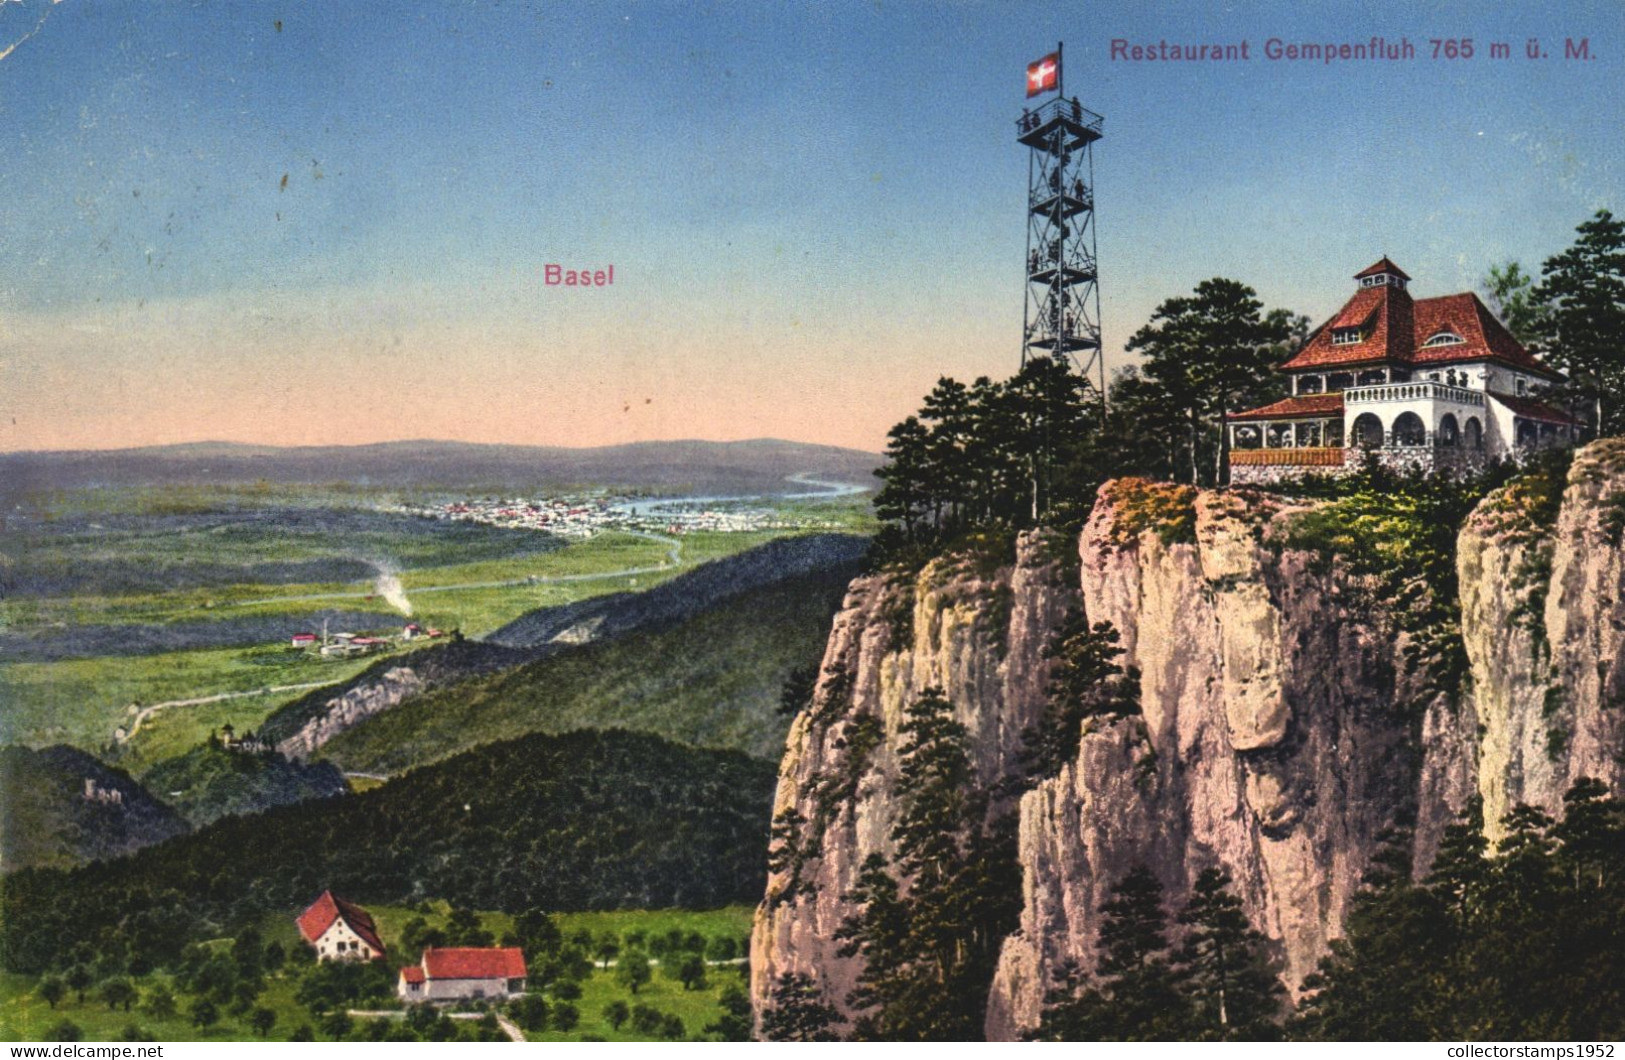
top-left (0, 904), bottom-right (758, 1042)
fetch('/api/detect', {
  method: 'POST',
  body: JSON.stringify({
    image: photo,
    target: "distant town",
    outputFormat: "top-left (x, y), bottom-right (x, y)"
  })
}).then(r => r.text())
top-left (392, 495), bottom-right (846, 538)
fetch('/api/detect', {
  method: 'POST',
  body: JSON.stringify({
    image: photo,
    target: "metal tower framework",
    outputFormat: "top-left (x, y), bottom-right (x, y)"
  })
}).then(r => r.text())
top-left (1018, 85), bottom-right (1105, 401)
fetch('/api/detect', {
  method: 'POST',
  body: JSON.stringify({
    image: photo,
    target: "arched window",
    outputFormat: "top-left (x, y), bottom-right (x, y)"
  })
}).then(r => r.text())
top-left (1352, 413), bottom-right (1384, 448)
top-left (1393, 412), bottom-right (1427, 447)
top-left (1423, 331), bottom-right (1465, 347)
top-left (1464, 417), bottom-right (1483, 451)
top-left (1438, 414), bottom-right (1460, 447)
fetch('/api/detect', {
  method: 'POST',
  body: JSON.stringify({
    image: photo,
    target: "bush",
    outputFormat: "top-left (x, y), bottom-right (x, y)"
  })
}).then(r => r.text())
top-left (602, 999), bottom-right (630, 1030)
top-left (551, 1001), bottom-right (579, 1032)
top-left (510, 993), bottom-right (549, 1031)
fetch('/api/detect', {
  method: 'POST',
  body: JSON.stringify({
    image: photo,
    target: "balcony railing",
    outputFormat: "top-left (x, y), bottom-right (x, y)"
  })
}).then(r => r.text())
top-left (1229, 447), bottom-right (1346, 467)
top-left (1345, 382), bottom-right (1484, 406)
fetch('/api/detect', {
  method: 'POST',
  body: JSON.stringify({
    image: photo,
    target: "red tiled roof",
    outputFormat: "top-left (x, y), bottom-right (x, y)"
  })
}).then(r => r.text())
top-left (422, 947), bottom-right (527, 980)
top-left (1355, 256), bottom-right (1411, 281)
top-left (1409, 293), bottom-right (1554, 375)
top-left (296, 891), bottom-right (386, 957)
top-left (1329, 287), bottom-right (1383, 330)
top-left (1283, 279), bottom-right (1556, 378)
top-left (1489, 393), bottom-right (1581, 425)
top-left (399, 966), bottom-right (426, 984)
top-left (1228, 394), bottom-right (1344, 421)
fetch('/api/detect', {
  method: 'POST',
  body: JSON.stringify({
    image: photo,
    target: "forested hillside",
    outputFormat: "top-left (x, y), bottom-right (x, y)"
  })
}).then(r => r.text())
top-left (1, 729), bottom-right (775, 975)
top-left (0, 746), bottom-right (187, 872)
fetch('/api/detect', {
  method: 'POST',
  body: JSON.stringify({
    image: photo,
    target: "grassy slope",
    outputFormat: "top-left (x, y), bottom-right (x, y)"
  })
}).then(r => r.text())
top-left (319, 563), bottom-right (852, 773)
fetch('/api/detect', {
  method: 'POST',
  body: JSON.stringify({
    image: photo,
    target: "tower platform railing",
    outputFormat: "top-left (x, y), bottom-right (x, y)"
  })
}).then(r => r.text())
top-left (1016, 96), bottom-right (1104, 152)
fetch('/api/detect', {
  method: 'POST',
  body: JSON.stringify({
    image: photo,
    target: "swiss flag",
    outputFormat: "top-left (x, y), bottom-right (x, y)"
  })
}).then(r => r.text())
top-left (1026, 52), bottom-right (1059, 97)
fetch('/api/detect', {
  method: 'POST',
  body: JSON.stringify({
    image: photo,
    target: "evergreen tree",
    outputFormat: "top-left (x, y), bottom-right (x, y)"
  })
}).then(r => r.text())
top-left (1292, 822), bottom-right (1440, 1041)
top-left (836, 690), bottom-right (1021, 1040)
top-left (1533, 209), bottom-right (1625, 434)
top-left (705, 984), bottom-right (754, 1042)
top-left (1172, 868), bottom-right (1284, 1040)
top-left (1123, 280), bottom-right (1295, 486)
top-left (1481, 260), bottom-right (1547, 347)
top-left (1034, 865), bottom-right (1190, 1040)
top-left (777, 664), bottom-right (818, 717)
top-left (1022, 612), bottom-right (1136, 782)
top-left (759, 972), bottom-right (842, 1041)
top-left (873, 416), bottom-right (933, 547)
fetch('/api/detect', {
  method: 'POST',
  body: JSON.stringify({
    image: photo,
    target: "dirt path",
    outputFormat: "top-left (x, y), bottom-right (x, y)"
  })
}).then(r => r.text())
top-left (116, 680), bottom-right (336, 744)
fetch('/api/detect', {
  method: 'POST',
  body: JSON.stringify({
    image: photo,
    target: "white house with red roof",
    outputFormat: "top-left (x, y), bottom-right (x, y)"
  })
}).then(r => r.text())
top-left (1228, 258), bottom-right (1579, 483)
top-left (296, 891), bottom-right (387, 963)
top-left (397, 946), bottom-right (528, 1002)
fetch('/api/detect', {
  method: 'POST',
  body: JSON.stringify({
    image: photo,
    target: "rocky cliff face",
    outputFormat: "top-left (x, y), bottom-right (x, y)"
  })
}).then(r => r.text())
top-left (751, 441), bottom-right (1625, 1040)
top-left (276, 666), bottom-right (427, 760)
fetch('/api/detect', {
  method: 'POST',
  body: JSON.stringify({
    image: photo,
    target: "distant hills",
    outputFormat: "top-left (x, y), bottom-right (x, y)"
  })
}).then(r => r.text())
top-left (0, 438), bottom-right (881, 501)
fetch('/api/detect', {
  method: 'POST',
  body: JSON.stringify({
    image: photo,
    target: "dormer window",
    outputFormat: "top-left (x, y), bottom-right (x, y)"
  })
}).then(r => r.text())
top-left (1423, 331), bottom-right (1465, 347)
top-left (1331, 328), bottom-right (1363, 346)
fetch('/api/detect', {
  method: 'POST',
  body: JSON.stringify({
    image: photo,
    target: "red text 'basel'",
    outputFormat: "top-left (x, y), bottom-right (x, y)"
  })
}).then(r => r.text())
top-left (544, 264), bottom-right (614, 287)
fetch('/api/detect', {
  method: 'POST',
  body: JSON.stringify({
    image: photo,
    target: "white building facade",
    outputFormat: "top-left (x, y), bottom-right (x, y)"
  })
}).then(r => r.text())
top-left (397, 947), bottom-right (528, 1003)
top-left (296, 891), bottom-right (387, 963)
top-left (1228, 258), bottom-right (1579, 485)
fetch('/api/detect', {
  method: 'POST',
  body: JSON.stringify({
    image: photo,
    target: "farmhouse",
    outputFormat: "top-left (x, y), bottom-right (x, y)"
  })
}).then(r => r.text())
top-left (1228, 258), bottom-right (1580, 483)
top-left (296, 891), bottom-right (386, 962)
top-left (397, 947), bottom-right (528, 1003)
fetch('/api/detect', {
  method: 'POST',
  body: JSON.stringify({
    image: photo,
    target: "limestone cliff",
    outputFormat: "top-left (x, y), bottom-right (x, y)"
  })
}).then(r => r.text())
top-left (751, 441), bottom-right (1625, 1040)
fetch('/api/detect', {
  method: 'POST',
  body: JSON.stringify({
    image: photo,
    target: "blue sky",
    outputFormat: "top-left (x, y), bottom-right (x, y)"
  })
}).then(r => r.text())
top-left (1, 0), bottom-right (1620, 452)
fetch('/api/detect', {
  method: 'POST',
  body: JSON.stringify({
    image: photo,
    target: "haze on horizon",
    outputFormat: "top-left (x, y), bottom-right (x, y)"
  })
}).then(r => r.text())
top-left (1, 1), bottom-right (1619, 455)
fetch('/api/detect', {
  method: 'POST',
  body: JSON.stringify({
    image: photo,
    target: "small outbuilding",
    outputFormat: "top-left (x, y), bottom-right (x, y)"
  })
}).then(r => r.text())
top-left (397, 947), bottom-right (527, 1003)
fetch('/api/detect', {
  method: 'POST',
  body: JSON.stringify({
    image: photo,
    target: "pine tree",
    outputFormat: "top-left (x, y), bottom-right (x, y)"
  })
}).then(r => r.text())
top-left (758, 973), bottom-right (842, 1041)
top-left (1481, 261), bottom-right (1547, 347)
top-left (1022, 611), bottom-right (1136, 782)
top-left (1292, 822), bottom-right (1441, 1040)
top-left (836, 690), bottom-right (1020, 1040)
top-left (1124, 279), bottom-right (1294, 486)
top-left (1034, 865), bottom-right (1190, 1040)
top-left (1533, 209), bottom-right (1625, 435)
top-left (1172, 868), bottom-right (1284, 1040)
